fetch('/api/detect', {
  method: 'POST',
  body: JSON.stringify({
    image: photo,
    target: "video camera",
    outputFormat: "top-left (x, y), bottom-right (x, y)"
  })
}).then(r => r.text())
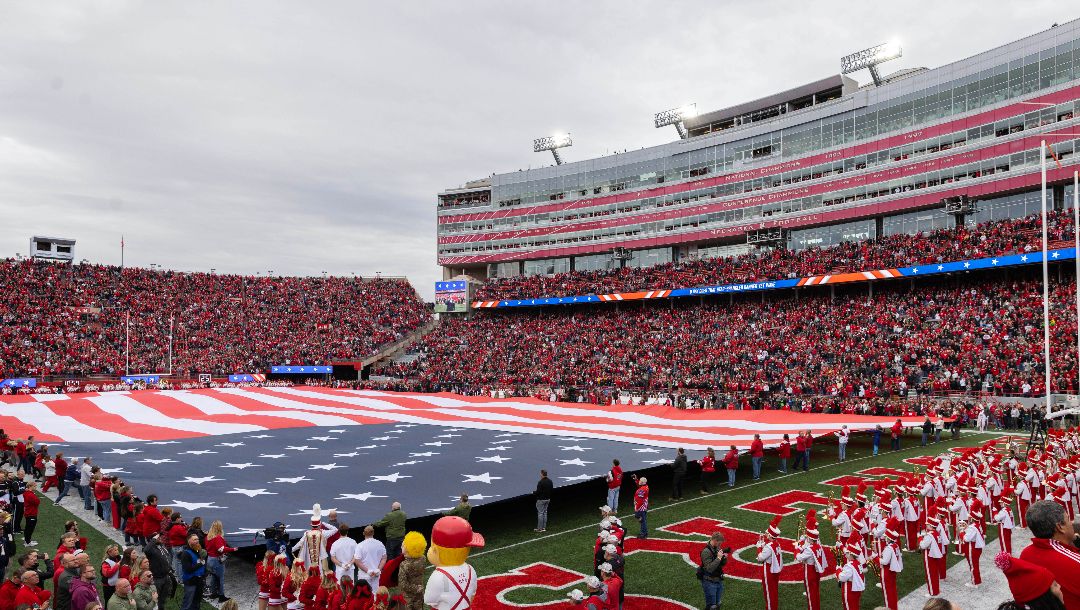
top-left (262, 522), bottom-right (289, 543)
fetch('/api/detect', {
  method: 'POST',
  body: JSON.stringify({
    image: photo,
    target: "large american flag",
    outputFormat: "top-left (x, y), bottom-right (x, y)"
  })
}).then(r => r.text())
top-left (0, 387), bottom-right (926, 546)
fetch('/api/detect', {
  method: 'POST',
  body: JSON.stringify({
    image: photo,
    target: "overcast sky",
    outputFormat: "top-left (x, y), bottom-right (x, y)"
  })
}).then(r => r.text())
top-left (1, 1), bottom-right (1071, 299)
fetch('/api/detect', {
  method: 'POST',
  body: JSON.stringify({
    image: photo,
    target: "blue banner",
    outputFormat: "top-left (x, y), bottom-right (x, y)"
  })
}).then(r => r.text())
top-left (0, 378), bottom-right (36, 388)
top-left (270, 365), bottom-right (332, 374)
top-left (230, 374), bottom-right (257, 383)
top-left (436, 281), bottom-right (467, 292)
top-left (121, 375), bottom-right (160, 384)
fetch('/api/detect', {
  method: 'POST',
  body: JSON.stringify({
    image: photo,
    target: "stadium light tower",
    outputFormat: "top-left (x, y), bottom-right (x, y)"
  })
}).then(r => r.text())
top-left (841, 40), bottom-right (902, 87)
top-left (533, 133), bottom-right (573, 165)
top-left (654, 103), bottom-right (698, 139)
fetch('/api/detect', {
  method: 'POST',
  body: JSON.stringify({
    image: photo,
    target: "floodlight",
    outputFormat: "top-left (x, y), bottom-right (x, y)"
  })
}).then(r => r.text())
top-left (654, 103), bottom-right (698, 139)
top-left (841, 41), bottom-right (903, 86)
top-left (533, 133), bottom-right (573, 165)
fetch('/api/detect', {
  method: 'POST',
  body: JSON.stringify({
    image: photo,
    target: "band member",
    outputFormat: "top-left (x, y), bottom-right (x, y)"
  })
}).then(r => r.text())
top-left (835, 542), bottom-right (865, 610)
top-left (755, 515), bottom-right (783, 610)
top-left (292, 504), bottom-right (334, 574)
top-left (918, 516), bottom-right (943, 597)
top-left (992, 486), bottom-right (1015, 555)
top-left (961, 517), bottom-right (985, 587)
top-left (1015, 464), bottom-right (1032, 528)
top-left (877, 518), bottom-right (904, 610)
top-left (902, 482), bottom-right (920, 550)
top-left (794, 510), bottom-right (827, 610)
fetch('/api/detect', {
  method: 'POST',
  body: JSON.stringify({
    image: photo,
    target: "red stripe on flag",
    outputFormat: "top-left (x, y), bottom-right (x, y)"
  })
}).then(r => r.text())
top-left (44, 399), bottom-right (199, 441)
top-left (130, 392), bottom-right (325, 430)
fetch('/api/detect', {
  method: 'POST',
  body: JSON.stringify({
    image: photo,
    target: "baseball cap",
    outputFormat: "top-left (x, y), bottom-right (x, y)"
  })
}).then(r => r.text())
top-left (431, 516), bottom-right (485, 548)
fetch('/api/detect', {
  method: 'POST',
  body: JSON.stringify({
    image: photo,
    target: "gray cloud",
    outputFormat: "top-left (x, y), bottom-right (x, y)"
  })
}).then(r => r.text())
top-left (0, 1), bottom-right (1068, 298)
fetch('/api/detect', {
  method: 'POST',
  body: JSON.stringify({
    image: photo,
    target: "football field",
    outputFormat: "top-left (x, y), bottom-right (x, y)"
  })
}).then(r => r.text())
top-left (462, 429), bottom-right (1013, 609)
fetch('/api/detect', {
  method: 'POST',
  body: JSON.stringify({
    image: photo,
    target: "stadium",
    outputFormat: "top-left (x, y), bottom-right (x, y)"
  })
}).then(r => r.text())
top-left (5, 6), bottom-right (1080, 610)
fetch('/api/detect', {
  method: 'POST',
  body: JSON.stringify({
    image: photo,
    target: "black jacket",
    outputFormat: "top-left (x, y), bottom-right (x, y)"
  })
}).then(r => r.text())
top-left (673, 454), bottom-right (688, 475)
top-left (145, 539), bottom-right (174, 580)
top-left (535, 477), bottom-right (553, 500)
top-left (54, 566), bottom-right (80, 610)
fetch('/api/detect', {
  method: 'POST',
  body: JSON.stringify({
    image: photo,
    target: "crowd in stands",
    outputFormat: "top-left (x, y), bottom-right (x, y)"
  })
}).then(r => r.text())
top-left (0, 261), bottom-right (430, 379)
top-left (474, 210), bottom-right (1076, 301)
top-left (384, 272), bottom-right (1080, 405)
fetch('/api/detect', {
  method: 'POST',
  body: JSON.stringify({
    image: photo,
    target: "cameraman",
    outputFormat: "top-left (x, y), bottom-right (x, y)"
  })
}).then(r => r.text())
top-left (698, 532), bottom-right (728, 610)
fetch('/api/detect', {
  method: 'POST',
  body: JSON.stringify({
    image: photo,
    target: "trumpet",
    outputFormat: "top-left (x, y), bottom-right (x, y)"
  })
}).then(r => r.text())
top-left (796, 514), bottom-right (807, 542)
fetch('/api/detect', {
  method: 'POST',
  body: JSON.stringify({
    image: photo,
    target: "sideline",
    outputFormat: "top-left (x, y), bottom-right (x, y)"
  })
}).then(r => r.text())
top-left (469, 434), bottom-right (979, 559)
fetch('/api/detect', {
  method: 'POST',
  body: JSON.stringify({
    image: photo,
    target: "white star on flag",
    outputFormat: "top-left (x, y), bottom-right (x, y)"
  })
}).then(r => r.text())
top-left (176, 476), bottom-right (224, 485)
top-left (145, 441), bottom-right (180, 445)
top-left (308, 436), bottom-right (337, 442)
top-left (371, 436), bottom-right (393, 441)
top-left (328, 429), bottom-right (346, 433)
top-left (356, 445), bottom-right (379, 450)
top-left (458, 494), bottom-right (498, 500)
top-left (477, 456), bottom-right (510, 464)
top-left (559, 474), bottom-right (599, 482)
top-left (391, 460), bottom-right (424, 467)
top-left (139, 458), bottom-right (178, 465)
top-left (386, 430), bottom-right (405, 434)
top-left (104, 448), bottom-right (142, 455)
top-left (309, 463), bottom-right (344, 471)
top-left (286, 446), bottom-right (313, 451)
top-left (560, 458), bottom-right (594, 466)
top-left (181, 450), bottom-right (217, 455)
top-left (632, 448), bottom-right (662, 453)
top-left (369, 473), bottom-right (411, 483)
top-left (336, 492), bottom-right (389, 502)
top-left (435, 434), bottom-right (462, 439)
top-left (259, 454), bottom-right (287, 459)
top-left (166, 501), bottom-right (227, 511)
top-left (333, 452), bottom-right (361, 458)
top-left (410, 452), bottom-right (438, 457)
top-left (444, 428), bottom-right (465, 432)
top-left (100, 468), bottom-right (130, 475)
top-left (246, 434), bottom-right (274, 439)
top-left (494, 433), bottom-right (522, 438)
top-left (217, 442), bottom-right (245, 448)
top-left (424, 441), bottom-right (450, 447)
top-left (394, 424), bottom-right (418, 428)
top-left (485, 446), bottom-right (512, 452)
top-left (645, 459), bottom-right (674, 465)
top-left (288, 507), bottom-right (346, 516)
top-left (462, 473), bottom-right (502, 484)
top-left (272, 476), bottom-right (311, 484)
top-left (559, 445), bottom-right (589, 452)
top-left (222, 462), bottom-right (260, 470)
top-left (226, 488), bottom-right (276, 498)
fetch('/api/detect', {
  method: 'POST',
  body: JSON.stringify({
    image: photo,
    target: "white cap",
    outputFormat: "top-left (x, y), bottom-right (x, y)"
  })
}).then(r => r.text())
top-left (611, 517), bottom-right (622, 526)
top-left (585, 576), bottom-right (602, 589)
top-left (599, 505), bottom-right (612, 513)
top-left (567, 590), bottom-right (584, 601)
top-left (603, 544), bottom-right (618, 554)
top-left (638, 477), bottom-right (647, 485)
top-left (598, 562), bottom-right (613, 574)
top-left (604, 534), bottom-right (619, 544)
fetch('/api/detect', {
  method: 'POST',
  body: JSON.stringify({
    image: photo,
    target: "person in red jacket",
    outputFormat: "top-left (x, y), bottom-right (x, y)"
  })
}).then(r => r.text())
top-left (599, 563), bottom-right (622, 610)
top-left (890, 419), bottom-right (904, 451)
top-left (267, 555), bottom-right (288, 610)
top-left (141, 496), bottom-right (164, 541)
top-left (314, 572), bottom-right (335, 610)
top-left (750, 434), bottom-right (765, 481)
top-left (606, 459), bottom-right (623, 511)
top-left (777, 434), bottom-right (792, 474)
top-left (722, 445), bottom-right (739, 488)
top-left (327, 575), bottom-right (351, 610)
top-left (793, 433), bottom-right (808, 472)
top-left (698, 448), bottom-right (716, 493)
top-left (13, 570), bottom-right (51, 608)
top-left (0, 568), bottom-right (23, 610)
top-left (52, 452), bottom-right (68, 500)
top-left (632, 475), bottom-right (649, 539)
top-left (205, 520), bottom-right (237, 602)
top-left (124, 501), bottom-right (144, 547)
top-left (22, 481), bottom-right (40, 546)
top-left (94, 475), bottom-right (113, 523)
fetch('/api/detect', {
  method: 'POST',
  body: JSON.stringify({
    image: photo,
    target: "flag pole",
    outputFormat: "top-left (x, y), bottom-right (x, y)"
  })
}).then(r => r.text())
top-left (1041, 140), bottom-right (1052, 419)
top-left (1074, 170), bottom-right (1079, 397)
top-left (125, 311), bottom-right (131, 376)
top-left (121, 235), bottom-right (125, 268)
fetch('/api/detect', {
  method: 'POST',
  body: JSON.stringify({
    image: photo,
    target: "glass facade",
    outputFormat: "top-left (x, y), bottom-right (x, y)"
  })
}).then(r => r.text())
top-left (573, 253), bottom-right (617, 272)
top-left (970, 190), bottom-right (1047, 224)
top-left (882, 208), bottom-right (955, 237)
top-left (625, 247), bottom-right (674, 269)
top-left (790, 219), bottom-right (876, 251)
top-left (523, 258), bottom-right (571, 277)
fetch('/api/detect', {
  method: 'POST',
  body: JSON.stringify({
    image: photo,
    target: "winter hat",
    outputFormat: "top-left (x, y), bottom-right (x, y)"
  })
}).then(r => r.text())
top-left (994, 552), bottom-right (1055, 604)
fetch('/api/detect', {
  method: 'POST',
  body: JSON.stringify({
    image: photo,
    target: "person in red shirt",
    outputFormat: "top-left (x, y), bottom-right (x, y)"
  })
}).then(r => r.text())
top-left (22, 481), bottom-right (40, 546)
top-left (698, 448), bottom-right (716, 493)
top-left (1019, 500), bottom-right (1080, 609)
top-left (632, 475), bottom-right (649, 539)
top-left (141, 496), bottom-right (164, 541)
top-left (750, 434), bottom-right (765, 481)
top-left (599, 563), bottom-right (622, 610)
top-left (606, 459), bottom-right (623, 511)
top-left (722, 445), bottom-right (739, 487)
top-left (52, 452), bottom-right (68, 501)
top-left (300, 566), bottom-right (321, 610)
top-left (205, 520), bottom-right (237, 602)
top-left (777, 434), bottom-right (792, 474)
top-left (0, 568), bottom-right (22, 610)
top-left (13, 570), bottom-right (51, 608)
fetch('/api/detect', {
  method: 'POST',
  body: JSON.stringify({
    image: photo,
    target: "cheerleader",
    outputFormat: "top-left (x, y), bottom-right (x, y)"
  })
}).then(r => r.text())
top-left (268, 555), bottom-right (288, 610)
top-left (314, 572), bottom-right (336, 610)
top-left (256, 551), bottom-right (276, 610)
top-left (284, 561), bottom-right (305, 610)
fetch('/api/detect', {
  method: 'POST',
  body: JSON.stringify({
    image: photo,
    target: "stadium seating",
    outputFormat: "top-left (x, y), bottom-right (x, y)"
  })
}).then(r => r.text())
top-left (387, 272), bottom-right (1079, 404)
top-left (0, 261), bottom-right (430, 378)
top-left (473, 211), bottom-right (1076, 301)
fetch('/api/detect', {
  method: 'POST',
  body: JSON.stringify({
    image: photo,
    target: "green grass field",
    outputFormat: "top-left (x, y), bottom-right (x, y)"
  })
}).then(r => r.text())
top-left (14, 488), bottom-right (215, 610)
top-left (459, 429), bottom-right (1014, 609)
